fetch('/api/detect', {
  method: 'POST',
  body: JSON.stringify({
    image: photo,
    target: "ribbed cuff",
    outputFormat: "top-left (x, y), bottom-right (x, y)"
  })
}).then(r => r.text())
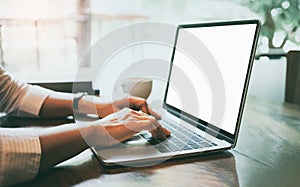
top-left (0, 130), bottom-right (41, 186)
top-left (18, 85), bottom-right (53, 117)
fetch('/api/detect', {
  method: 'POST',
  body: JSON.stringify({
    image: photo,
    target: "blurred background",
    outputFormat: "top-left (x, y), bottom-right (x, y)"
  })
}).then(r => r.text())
top-left (0, 0), bottom-right (299, 102)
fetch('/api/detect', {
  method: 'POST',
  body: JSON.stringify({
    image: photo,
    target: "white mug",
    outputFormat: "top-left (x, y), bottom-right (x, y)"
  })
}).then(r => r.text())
top-left (115, 77), bottom-right (153, 99)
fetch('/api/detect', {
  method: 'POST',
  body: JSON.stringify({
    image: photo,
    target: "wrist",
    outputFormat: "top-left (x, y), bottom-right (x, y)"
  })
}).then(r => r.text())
top-left (96, 102), bottom-right (114, 118)
top-left (75, 95), bottom-right (98, 115)
top-left (73, 92), bottom-right (88, 113)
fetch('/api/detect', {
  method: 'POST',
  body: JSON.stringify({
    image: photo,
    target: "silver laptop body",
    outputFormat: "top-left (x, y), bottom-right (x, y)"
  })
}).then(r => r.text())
top-left (92, 20), bottom-right (261, 166)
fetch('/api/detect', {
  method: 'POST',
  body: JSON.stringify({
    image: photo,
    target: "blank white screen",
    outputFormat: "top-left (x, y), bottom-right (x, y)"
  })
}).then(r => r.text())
top-left (166, 23), bottom-right (257, 134)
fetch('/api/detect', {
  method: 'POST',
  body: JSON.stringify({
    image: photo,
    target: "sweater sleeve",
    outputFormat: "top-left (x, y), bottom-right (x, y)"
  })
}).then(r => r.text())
top-left (0, 67), bottom-right (53, 117)
top-left (0, 128), bottom-right (41, 186)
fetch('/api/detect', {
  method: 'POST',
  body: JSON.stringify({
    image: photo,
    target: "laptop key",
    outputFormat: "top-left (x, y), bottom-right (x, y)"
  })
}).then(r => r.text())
top-left (187, 140), bottom-right (197, 145)
top-left (182, 145), bottom-right (193, 150)
top-left (168, 136), bottom-right (182, 144)
top-left (163, 142), bottom-right (181, 152)
top-left (191, 143), bottom-right (201, 149)
top-left (193, 133), bottom-right (204, 140)
top-left (154, 144), bottom-right (170, 153)
top-left (191, 135), bottom-right (202, 142)
top-left (172, 132), bottom-right (188, 140)
top-left (199, 141), bottom-right (212, 147)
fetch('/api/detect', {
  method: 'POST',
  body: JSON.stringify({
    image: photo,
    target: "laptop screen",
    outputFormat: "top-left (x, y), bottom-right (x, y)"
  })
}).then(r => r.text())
top-left (165, 21), bottom-right (258, 135)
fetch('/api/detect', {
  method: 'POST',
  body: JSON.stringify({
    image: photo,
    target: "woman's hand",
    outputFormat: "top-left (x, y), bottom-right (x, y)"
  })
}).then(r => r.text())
top-left (80, 108), bottom-right (170, 147)
top-left (38, 108), bottom-right (170, 174)
top-left (113, 96), bottom-right (161, 119)
top-left (96, 96), bottom-right (161, 119)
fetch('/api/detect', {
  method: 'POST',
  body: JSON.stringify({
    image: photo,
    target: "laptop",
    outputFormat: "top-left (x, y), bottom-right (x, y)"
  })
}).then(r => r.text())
top-left (92, 19), bottom-right (261, 166)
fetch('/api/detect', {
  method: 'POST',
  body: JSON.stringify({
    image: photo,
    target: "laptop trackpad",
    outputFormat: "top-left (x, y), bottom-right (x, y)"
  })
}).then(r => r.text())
top-left (95, 133), bottom-right (160, 162)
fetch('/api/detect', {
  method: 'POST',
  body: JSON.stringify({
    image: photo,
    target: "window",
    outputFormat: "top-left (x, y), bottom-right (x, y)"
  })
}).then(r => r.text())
top-left (2, 0), bottom-right (298, 82)
top-left (0, 0), bottom-right (90, 81)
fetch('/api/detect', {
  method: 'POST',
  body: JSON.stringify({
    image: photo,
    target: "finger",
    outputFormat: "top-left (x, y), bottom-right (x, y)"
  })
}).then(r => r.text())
top-left (127, 96), bottom-right (161, 119)
top-left (147, 107), bottom-right (161, 120)
top-left (109, 118), bottom-right (119, 123)
top-left (124, 119), bottom-right (156, 132)
top-left (145, 119), bottom-right (167, 140)
top-left (120, 113), bottom-right (168, 140)
top-left (129, 109), bottom-right (147, 116)
top-left (150, 130), bottom-right (158, 140)
top-left (140, 101), bottom-right (150, 115)
top-left (127, 114), bottom-right (155, 121)
top-left (128, 97), bottom-right (152, 114)
top-left (115, 108), bottom-right (145, 120)
top-left (163, 127), bottom-right (171, 137)
top-left (141, 116), bottom-right (167, 140)
top-left (150, 127), bottom-right (166, 140)
top-left (155, 125), bottom-right (167, 140)
top-left (137, 100), bottom-right (161, 120)
top-left (125, 113), bottom-right (154, 122)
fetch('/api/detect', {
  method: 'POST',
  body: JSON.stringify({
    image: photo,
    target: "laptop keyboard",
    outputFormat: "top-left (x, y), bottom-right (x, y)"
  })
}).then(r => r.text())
top-left (143, 119), bottom-right (217, 153)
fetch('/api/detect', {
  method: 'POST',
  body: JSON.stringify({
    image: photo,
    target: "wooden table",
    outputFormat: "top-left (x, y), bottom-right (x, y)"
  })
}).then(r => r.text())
top-left (2, 96), bottom-right (299, 187)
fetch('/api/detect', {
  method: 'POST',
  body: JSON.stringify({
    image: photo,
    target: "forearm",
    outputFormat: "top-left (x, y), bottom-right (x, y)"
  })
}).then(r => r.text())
top-left (39, 92), bottom-right (73, 118)
top-left (39, 93), bottom-right (114, 118)
top-left (37, 123), bottom-right (136, 173)
top-left (38, 124), bottom-right (88, 173)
